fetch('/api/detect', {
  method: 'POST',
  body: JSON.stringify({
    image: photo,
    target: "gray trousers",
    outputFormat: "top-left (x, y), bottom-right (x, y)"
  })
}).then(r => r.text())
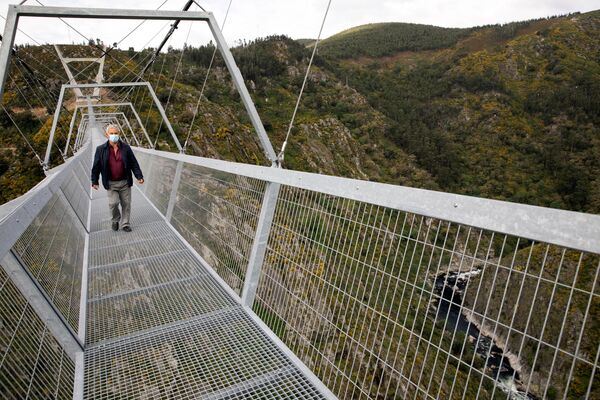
top-left (107, 180), bottom-right (131, 228)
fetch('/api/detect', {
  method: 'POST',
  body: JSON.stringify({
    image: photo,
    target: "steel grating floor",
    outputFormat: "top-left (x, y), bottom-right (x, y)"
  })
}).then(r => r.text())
top-left (90, 190), bottom-right (163, 232)
top-left (85, 186), bottom-right (326, 399)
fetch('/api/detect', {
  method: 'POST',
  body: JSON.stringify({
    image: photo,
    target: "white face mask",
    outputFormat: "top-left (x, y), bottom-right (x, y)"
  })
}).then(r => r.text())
top-left (109, 134), bottom-right (120, 143)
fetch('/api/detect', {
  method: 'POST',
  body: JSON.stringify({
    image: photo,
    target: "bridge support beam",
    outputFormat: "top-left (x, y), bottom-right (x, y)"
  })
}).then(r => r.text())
top-left (67, 102), bottom-right (149, 156)
top-left (206, 13), bottom-right (277, 164)
top-left (43, 85), bottom-right (66, 171)
top-left (71, 102), bottom-right (150, 148)
top-left (165, 160), bottom-right (184, 221)
top-left (0, 5), bottom-right (18, 103)
top-left (64, 106), bottom-right (81, 157)
top-left (86, 111), bottom-right (140, 146)
top-left (241, 182), bottom-right (280, 307)
top-left (74, 117), bottom-right (86, 150)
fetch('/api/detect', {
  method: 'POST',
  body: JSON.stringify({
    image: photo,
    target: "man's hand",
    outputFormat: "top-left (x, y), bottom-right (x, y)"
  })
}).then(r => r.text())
top-left (92, 184), bottom-right (99, 191)
top-left (138, 178), bottom-right (145, 185)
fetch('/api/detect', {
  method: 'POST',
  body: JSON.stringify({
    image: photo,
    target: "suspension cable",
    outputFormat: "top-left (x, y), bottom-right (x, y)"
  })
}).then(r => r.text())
top-left (12, 62), bottom-right (66, 138)
top-left (10, 49), bottom-right (75, 138)
top-left (1, 13), bottom-right (101, 114)
top-left (113, 52), bottom-right (157, 105)
top-left (1, 105), bottom-right (44, 166)
top-left (12, 60), bottom-right (73, 147)
top-left (9, 72), bottom-right (72, 158)
top-left (112, 52), bottom-right (154, 90)
top-left (12, 60), bottom-right (54, 109)
top-left (0, 15), bottom-right (67, 83)
top-left (190, 0), bottom-right (207, 12)
top-left (154, 21), bottom-right (194, 148)
top-left (19, 47), bottom-right (67, 82)
top-left (119, 0), bottom-right (200, 103)
top-left (108, 21), bottom-right (171, 86)
top-left (136, 0), bottom-right (198, 81)
top-left (113, 25), bottom-right (172, 108)
top-left (0, 13), bottom-right (45, 48)
top-left (0, 34), bottom-right (64, 107)
top-left (145, 46), bottom-right (169, 135)
top-left (109, 1), bottom-right (202, 140)
top-left (183, 0), bottom-right (233, 151)
top-left (29, 1), bottom-right (148, 85)
top-left (277, 0), bottom-right (333, 164)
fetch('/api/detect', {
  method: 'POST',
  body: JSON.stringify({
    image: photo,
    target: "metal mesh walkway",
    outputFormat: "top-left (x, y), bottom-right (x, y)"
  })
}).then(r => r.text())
top-left (82, 137), bottom-right (326, 398)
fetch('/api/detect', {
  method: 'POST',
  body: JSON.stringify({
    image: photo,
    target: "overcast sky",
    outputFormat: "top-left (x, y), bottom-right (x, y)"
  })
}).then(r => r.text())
top-left (1, 0), bottom-right (599, 50)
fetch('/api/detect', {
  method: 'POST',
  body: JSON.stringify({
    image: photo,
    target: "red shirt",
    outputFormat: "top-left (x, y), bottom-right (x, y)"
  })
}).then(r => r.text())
top-left (108, 144), bottom-right (125, 181)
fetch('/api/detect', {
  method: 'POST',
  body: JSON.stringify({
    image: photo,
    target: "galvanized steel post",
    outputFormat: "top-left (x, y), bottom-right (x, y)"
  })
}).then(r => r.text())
top-left (0, 5), bottom-right (18, 102)
top-left (65, 106), bottom-right (80, 156)
top-left (43, 85), bottom-right (66, 170)
top-left (241, 182), bottom-right (281, 307)
top-left (165, 160), bottom-right (183, 221)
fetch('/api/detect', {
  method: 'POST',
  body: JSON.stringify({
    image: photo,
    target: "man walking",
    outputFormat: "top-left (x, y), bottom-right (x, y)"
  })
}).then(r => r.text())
top-left (91, 124), bottom-right (144, 232)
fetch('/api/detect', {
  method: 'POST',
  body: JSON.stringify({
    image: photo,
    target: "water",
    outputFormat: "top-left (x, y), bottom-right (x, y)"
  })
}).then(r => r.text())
top-left (434, 270), bottom-right (535, 399)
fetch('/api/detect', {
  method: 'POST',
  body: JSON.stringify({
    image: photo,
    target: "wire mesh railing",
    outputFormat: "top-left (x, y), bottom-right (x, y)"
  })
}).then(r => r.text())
top-left (5, 142), bottom-right (92, 335)
top-left (253, 186), bottom-right (599, 400)
top-left (135, 151), bottom-right (177, 215)
top-left (12, 188), bottom-right (86, 333)
top-left (133, 147), bottom-right (600, 400)
top-left (136, 151), bottom-right (266, 295)
top-left (0, 135), bottom-right (91, 400)
top-left (0, 266), bottom-right (76, 399)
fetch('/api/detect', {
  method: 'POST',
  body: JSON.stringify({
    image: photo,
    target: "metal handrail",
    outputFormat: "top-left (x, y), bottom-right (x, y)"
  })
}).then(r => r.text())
top-left (133, 146), bottom-right (600, 254)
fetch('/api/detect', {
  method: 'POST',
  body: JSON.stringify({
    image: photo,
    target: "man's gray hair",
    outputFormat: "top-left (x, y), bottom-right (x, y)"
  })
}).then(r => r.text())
top-left (105, 124), bottom-right (120, 134)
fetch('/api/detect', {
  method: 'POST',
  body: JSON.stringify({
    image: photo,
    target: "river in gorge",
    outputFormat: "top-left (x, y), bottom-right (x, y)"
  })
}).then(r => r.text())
top-left (434, 270), bottom-right (535, 400)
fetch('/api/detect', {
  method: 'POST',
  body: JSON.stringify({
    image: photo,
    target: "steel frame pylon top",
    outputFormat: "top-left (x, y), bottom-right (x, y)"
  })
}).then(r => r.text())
top-left (54, 44), bottom-right (106, 100)
top-left (66, 102), bottom-right (152, 153)
top-left (45, 82), bottom-right (179, 167)
top-left (0, 5), bottom-right (278, 166)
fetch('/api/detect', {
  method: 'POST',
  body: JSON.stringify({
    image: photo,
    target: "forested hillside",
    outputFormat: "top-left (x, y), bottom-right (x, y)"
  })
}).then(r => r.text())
top-left (323, 11), bottom-right (600, 213)
top-left (315, 22), bottom-right (474, 58)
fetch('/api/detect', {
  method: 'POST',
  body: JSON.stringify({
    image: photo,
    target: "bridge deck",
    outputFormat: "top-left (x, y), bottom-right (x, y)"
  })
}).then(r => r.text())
top-left (83, 161), bottom-right (324, 399)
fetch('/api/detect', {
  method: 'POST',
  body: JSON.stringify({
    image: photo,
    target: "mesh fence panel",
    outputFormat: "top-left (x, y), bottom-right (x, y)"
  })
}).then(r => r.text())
top-left (170, 162), bottom-right (265, 295)
top-left (0, 266), bottom-right (76, 399)
top-left (253, 185), bottom-right (600, 400)
top-left (134, 153), bottom-right (267, 295)
top-left (60, 166), bottom-right (89, 227)
top-left (136, 152), bottom-right (177, 216)
top-left (12, 191), bottom-right (85, 334)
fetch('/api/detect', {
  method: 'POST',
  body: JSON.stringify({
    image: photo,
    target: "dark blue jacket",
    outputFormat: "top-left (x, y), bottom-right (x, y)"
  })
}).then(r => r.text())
top-left (91, 141), bottom-right (143, 190)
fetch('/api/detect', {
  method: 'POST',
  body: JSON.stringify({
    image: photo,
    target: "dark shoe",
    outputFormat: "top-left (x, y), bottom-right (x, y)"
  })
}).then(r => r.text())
top-left (112, 222), bottom-right (119, 231)
top-left (122, 226), bottom-right (132, 232)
